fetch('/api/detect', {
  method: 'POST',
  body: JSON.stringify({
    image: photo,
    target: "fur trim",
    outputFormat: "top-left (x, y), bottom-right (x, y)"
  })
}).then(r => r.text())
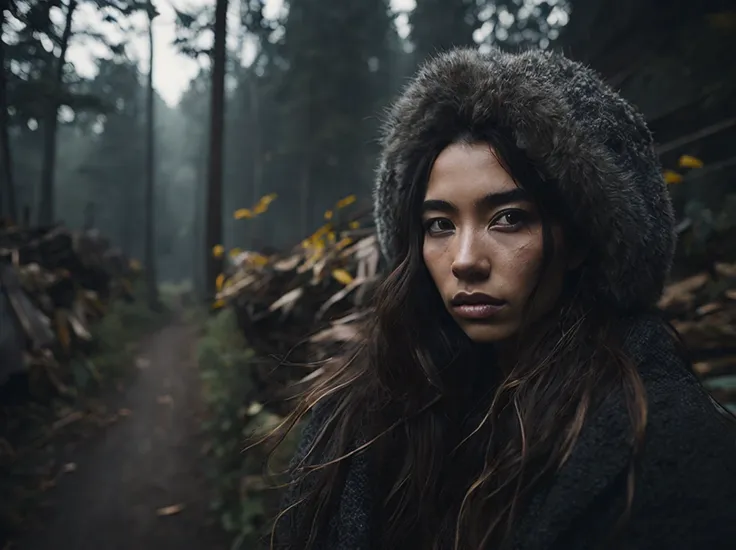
top-left (373, 47), bottom-right (676, 311)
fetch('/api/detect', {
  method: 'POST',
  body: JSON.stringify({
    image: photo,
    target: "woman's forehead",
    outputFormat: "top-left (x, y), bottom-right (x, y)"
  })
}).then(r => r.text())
top-left (425, 142), bottom-right (518, 201)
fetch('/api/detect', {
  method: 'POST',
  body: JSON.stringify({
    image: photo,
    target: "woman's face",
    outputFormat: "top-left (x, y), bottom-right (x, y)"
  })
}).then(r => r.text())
top-left (421, 142), bottom-right (574, 344)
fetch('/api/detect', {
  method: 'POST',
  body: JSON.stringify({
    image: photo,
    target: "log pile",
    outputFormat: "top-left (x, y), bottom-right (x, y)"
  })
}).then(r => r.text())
top-left (216, 209), bottom-right (380, 400)
top-left (217, 225), bottom-right (736, 408)
top-left (0, 223), bottom-right (139, 390)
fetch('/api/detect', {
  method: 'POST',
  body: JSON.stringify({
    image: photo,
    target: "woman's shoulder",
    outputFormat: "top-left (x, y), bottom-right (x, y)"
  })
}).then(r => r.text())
top-left (607, 314), bottom-right (736, 546)
top-left (617, 313), bottom-right (736, 457)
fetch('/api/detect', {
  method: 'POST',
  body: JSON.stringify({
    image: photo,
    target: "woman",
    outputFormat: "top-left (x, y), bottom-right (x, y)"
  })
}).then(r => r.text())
top-left (271, 47), bottom-right (736, 549)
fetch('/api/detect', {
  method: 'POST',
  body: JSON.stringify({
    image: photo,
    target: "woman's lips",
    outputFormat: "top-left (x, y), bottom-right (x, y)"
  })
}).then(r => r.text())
top-left (452, 303), bottom-right (506, 319)
top-left (450, 292), bottom-right (506, 319)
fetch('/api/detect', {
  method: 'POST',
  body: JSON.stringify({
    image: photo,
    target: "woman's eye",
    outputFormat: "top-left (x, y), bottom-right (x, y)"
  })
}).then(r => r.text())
top-left (425, 218), bottom-right (454, 235)
top-left (493, 209), bottom-right (528, 229)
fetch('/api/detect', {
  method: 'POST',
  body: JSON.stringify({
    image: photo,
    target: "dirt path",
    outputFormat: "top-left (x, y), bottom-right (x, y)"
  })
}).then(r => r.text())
top-left (14, 322), bottom-right (229, 550)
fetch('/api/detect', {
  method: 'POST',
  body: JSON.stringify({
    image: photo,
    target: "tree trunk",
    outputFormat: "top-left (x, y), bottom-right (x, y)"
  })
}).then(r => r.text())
top-left (205, 0), bottom-right (228, 296)
top-left (248, 71), bottom-right (262, 249)
top-left (192, 163), bottom-right (202, 298)
top-left (144, 4), bottom-right (159, 309)
top-left (0, 11), bottom-right (17, 223)
top-left (38, 0), bottom-right (76, 226)
top-left (121, 87), bottom-right (141, 256)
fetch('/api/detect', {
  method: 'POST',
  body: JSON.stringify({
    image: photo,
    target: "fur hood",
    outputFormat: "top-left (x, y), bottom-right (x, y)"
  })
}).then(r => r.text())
top-left (372, 47), bottom-right (676, 311)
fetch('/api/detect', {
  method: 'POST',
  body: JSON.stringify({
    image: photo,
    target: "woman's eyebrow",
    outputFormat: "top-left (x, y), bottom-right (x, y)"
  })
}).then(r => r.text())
top-left (422, 188), bottom-right (529, 215)
top-left (476, 188), bottom-right (529, 210)
top-left (421, 199), bottom-right (455, 214)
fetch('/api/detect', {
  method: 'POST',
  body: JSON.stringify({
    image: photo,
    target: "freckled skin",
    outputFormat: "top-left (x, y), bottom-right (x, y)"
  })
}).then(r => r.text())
top-left (422, 142), bottom-right (572, 344)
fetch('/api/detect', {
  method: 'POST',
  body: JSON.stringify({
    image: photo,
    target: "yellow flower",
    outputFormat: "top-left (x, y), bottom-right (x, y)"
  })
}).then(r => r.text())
top-left (678, 155), bottom-right (704, 169)
top-left (349, 221), bottom-right (360, 230)
top-left (216, 273), bottom-right (225, 291)
top-left (663, 170), bottom-right (684, 184)
top-left (212, 245), bottom-right (225, 258)
top-left (234, 208), bottom-right (253, 219)
top-left (253, 202), bottom-right (268, 215)
top-left (331, 268), bottom-right (354, 285)
top-left (324, 209), bottom-right (333, 220)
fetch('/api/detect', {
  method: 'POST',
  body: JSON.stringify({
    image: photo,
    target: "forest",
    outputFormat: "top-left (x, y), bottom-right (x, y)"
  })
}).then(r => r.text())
top-left (1, 0), bottom-right (735, 548)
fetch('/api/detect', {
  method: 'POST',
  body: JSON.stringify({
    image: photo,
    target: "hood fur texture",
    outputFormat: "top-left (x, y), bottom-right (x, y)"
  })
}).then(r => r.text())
top-left (373, 47), bottom-right (676, 311)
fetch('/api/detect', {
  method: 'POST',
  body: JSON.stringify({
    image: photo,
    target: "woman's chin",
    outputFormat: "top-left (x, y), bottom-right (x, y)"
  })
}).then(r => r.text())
top-left (459, 321), bottom-right (518, 344)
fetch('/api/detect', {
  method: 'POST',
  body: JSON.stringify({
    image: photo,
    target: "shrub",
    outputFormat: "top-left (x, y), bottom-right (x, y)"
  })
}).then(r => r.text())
top-left (198, 309), bottom-right (302, 549)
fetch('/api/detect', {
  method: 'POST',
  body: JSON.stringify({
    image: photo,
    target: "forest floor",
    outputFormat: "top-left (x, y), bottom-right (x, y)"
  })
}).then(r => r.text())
top-left (10, 320), bottom-right (229, 550)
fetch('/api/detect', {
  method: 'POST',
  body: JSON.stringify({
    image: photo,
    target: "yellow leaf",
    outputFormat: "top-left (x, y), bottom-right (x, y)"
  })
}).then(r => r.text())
top-left (336, 237), bottom-right (353, 250)
top-left (324, 209), bottom-right (333, 220)
top-left (212, 299), bottom-right (226, 309)
top-left (253, 202), bottom-right (268, 215)
top-left (331, 269), bottom-right (354, 285)
top-left (229, 248), bottom-right (243, 258)
top-left (250, 253), bottom-right (269, 266)
top-left (234, 208), bottom-right (253, 219)
top-left (678, 155), bottom-right (704, 169)
top-left (349, 221), bottom-right (360, 230)
top-left (663, 170), bottom-right (684, 184)
top-left (215, 273), bottom-right (225, 291)
top-left (212, 245), bottom-right (224, 258)
top-left (336, 195), bottom-right (357, 209)
top-left (312, 224), bottom-right (332, 241)
top-left (260, 193), bottom-right (278, 205)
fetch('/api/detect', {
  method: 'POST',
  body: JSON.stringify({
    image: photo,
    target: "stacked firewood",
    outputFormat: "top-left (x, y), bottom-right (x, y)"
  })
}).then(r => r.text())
top-left (0, 223), bottom-right (139, 387)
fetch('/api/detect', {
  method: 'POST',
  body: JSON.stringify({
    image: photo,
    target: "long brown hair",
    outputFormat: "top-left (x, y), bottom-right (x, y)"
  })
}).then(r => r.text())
top-left (268, 128), bottom-right (649, 549)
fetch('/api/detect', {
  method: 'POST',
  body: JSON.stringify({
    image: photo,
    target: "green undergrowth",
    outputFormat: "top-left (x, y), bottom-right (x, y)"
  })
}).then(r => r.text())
top-left (197, 308), bottom-right (302, 549)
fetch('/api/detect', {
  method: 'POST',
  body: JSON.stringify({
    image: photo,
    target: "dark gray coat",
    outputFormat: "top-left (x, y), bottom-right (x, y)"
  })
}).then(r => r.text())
top-left (279, 316), bottom-right (736, 549)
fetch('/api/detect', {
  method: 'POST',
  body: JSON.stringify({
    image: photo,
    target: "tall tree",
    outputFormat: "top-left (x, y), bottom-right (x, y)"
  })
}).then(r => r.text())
top-left (76, 58), bottom-right (145, 251)
top-left (277, 0), bottom-right (396, 235)
top-left (410, 0), bottom-right (478, 64)
top-left (144, 1), bottom-right (159, 308)
top-left (205, 0), bottom-right (228, 295)
top-left (0, 5), bottom-right (16, 221)
top-left (37, 0), bottom-right (77, 225)
top-left (178, 70), bottom-right (210, 296)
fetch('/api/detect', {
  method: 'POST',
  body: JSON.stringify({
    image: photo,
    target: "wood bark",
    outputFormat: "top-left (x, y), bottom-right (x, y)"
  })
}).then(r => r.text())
top-left (205, 0), bottom-right (228, 295)
top-left (38, 0), bottom-right (77, 225)
top-left (0, 8), bottom-right (16, 222)
top-left (144, 3), bottom-right (159, 309)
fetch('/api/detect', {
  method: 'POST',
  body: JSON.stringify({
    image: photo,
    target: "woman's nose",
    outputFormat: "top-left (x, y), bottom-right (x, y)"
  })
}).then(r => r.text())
top-left (451, 233), bottom-right (491, 282)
